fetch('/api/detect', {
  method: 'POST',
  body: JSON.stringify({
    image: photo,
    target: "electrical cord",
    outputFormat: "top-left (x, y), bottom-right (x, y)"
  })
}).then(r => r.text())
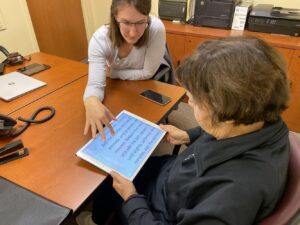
top-left (11, 106), bottom-right (56, 137)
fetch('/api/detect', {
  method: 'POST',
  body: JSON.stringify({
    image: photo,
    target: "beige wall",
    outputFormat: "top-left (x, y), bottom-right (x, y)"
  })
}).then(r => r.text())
top-left (0, 0), bottom-right (39, 61)
top-left (81, 0), bottom-right (111, 41)
top-left (0, 0), bottom-right (298, 62)
top-left (152, 0), bottom-right (300, 12)
top-left (81, 0), bottom-right (159, 41)
top-left (254, 0), bottom-right (299, 7)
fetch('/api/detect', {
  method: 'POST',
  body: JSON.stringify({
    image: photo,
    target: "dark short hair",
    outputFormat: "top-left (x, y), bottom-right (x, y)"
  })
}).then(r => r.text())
top-left (176, 36), bottom-right (290, 125)
top-left (109, 0), bottom-right (151, 48)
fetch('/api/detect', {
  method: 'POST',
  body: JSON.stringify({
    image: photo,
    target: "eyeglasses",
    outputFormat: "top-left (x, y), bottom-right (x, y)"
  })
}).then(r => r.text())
top-left (116, 20), bottom-right (149, 31)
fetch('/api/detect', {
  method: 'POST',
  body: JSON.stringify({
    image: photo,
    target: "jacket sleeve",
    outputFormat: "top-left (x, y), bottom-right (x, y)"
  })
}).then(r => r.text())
top-left (122, 176), bottom-right (263, 225)
top-left (175, 176), bottom-right (263, 225)
top-left (186, 127), bottom-right (203, 144)
top-left (122, 194), bottom-right (165, 225)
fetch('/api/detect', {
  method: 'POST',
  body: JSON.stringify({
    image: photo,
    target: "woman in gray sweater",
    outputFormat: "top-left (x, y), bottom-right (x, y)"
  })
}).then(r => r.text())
top-left (83, 0), bottom-right (165, 141)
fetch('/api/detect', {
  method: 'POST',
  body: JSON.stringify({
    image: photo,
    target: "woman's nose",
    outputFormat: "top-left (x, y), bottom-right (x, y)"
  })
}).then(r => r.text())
top-left (128, 26), bottom-right (138, 37)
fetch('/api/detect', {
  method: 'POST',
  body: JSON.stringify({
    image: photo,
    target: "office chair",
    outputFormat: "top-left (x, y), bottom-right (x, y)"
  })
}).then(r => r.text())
top-left (152, 44), bottom-right (176, 85)
top-left (151, 44), bottom-right (177, 124)
top-left (257, 132), bottom-right (300, 225)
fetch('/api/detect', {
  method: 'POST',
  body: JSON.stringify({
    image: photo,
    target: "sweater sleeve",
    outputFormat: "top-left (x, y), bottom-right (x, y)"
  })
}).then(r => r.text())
top-left (83, 26), bottom-right (110, 101)
top-left (110, 17), bottom-right (166, 80)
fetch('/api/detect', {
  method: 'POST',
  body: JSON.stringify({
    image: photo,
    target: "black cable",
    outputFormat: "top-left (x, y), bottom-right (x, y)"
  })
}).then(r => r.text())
top-left (0, 63), bottom-right (5, 75)
top-left (11, 106), bottom-right (55, 137)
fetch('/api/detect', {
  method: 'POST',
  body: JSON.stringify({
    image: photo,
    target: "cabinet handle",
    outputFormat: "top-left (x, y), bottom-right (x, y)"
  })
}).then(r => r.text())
top-left (177, 60), bottom-right (180, 66)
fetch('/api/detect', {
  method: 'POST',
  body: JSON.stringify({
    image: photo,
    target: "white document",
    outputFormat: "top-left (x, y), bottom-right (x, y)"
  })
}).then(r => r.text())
top-left (0, 71), bottom-right (46, 101)
top-left (76, 110), bottom-right (166, 181)
top-left (231, 2), bottom-right (252, 31)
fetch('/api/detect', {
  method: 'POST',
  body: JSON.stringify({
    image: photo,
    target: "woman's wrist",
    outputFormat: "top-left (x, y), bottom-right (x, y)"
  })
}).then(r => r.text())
top-left (84, 96), bottom-right (100, 106)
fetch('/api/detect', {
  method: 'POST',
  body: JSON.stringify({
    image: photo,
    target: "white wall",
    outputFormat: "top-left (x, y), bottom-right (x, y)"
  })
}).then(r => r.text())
top-left (0, 0), bottom-right (39, 61)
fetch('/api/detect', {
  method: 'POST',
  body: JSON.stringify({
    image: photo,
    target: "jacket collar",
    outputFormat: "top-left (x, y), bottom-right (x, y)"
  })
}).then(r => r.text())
top-left (192, 120), bottom-right (289, 176)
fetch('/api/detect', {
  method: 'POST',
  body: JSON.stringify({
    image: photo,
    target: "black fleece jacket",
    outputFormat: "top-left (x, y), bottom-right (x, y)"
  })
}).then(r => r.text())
top-left (121, 120), bottom-right (290, 225)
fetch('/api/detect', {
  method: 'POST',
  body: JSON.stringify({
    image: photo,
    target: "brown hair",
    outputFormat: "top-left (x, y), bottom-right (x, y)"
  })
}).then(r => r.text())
top-left (176, 36), bottom-right (290, 125)
top-left (109, 0), bottom-right (151, 48)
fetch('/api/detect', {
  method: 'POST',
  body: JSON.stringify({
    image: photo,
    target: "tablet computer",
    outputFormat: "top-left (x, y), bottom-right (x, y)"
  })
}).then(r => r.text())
top-left (76, 110), bottom-right (166, 181)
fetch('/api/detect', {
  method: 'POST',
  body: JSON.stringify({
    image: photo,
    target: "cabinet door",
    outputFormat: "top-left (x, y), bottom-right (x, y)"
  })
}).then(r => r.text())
top-left (166, 33), bottom-right (185, 69)
top-left (282, 50), bottom-right (300, 132)
top-left (26, 0), bottom-right (88, 61)
top-left (185, 36), bottom-right (209, 57)
top-left (275, 47), bottom-right (294, 68)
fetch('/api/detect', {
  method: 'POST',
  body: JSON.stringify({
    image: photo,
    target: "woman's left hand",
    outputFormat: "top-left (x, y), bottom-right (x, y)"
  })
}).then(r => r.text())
top-left (111, 171), bottom-right (137, 200)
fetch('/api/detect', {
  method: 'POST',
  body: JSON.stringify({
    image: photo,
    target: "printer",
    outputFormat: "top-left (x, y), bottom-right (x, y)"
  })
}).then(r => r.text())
top-left (159, 0), bottom-right (188, 21)
top-left (193, 0), bottom-right (241, 29)
top-left (247, 4), bottom-right (300, 37)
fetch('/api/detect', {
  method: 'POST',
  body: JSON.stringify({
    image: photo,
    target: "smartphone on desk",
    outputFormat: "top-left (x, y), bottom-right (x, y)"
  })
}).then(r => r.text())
top-left (17, 63), bottom-right (50, 76)
top-left (140, 90), bottom-right (172, 105)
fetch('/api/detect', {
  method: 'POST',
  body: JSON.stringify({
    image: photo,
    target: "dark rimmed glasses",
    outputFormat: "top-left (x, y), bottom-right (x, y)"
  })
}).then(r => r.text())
top-left (116, 20), bottom-right (149, 31)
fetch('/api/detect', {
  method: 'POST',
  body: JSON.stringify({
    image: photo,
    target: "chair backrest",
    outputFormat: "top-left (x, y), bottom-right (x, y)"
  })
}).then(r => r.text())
top-left (257, 132), bottom-right (300, 225)
top-left (152, 44), bottom-right (176, 85)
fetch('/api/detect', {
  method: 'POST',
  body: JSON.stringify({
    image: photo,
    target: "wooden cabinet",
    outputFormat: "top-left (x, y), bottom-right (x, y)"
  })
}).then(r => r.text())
top-left (164, 20), bottom-right (300, 132)
top-left (26, 0), bottom-right (88, 61)
top-left (185, 36), bottom-right (208, 58)
top-left (282, 50), bottom-right (300, 132)
top-left (166, 33), bottom-right (185, 68)
top-left (275, 47), bottom-right (294, 68)
top-left (167, 35), bottom-right (209, 68)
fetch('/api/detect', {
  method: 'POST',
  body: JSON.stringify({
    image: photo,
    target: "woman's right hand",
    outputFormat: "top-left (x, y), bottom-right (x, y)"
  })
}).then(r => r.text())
top-left (84, 96), bottom-right (116, 140)
top-left (159, 124), bottom-right (190, 145)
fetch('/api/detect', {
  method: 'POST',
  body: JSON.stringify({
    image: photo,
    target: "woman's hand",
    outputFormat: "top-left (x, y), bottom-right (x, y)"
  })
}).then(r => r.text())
top-left (111, 171), bottom-right (137, 201)
top-left (159, 124), bottom-right (190, 145)
top-left (84, 96), bottom-right (116, 140)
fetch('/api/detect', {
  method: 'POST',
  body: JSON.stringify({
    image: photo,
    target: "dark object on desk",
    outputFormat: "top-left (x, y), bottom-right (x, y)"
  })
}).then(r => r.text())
top-left (0, 176), bottom-right (71, 225)
top-left (248, 4), bottom-right (300, 37)
top-left (193, 0), bottom-right (241, 29)
top-left (140, 90), bottom-right (172, 105)
top-left (0, 106), bottom-right (55, 138)
top-left (0, 140), bottom-right (29, 164)
top-left (159, 0), bottom-right (187, 21)
top-left (17, 63), bottom-right (51, 76)
top-left (0, 45), bottom-right (30, 66)
top-left (0, 63), bottom-right (5, 75)
top-left (0, 114), bottom-right (17, 136)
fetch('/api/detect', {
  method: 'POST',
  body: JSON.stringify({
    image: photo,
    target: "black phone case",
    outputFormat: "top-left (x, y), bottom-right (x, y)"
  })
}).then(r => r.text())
top-left (17, 64), bottom-right (50, 76)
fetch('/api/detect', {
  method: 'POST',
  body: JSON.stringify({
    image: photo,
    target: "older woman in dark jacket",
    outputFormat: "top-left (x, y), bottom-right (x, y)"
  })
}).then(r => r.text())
top-left (77, 36), bottom-right (290, 225)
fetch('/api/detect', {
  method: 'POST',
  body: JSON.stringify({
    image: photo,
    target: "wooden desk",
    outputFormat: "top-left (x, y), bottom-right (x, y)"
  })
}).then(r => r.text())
top-left (0, 52), bottom-right (88, 115)
top-left (0, 76), bottom-right (185, 211)
top-left (164, 20), bottom-right (300, 132)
